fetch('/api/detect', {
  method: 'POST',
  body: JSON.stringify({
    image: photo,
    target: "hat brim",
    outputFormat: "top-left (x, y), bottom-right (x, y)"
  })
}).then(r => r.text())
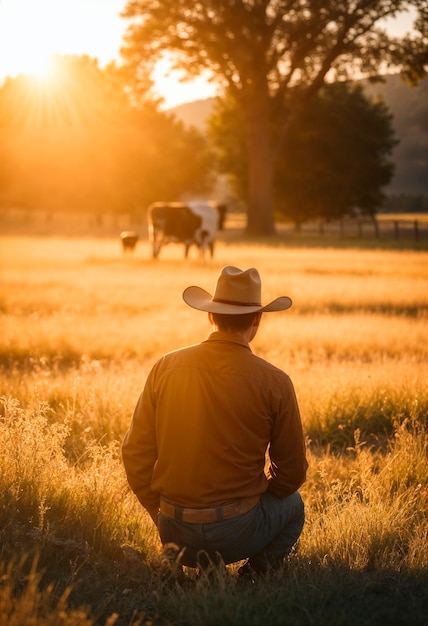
top-left (183, 286), bottom-right (292, 314)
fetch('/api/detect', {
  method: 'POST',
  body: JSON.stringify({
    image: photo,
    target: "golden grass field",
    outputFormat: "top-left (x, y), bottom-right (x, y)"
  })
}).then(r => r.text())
top-left (0, 234), bottom-right (427, 625)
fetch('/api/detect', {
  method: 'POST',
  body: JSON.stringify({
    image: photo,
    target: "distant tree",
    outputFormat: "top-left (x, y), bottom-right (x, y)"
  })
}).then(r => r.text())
top-left (0, 55), bottom-right (213, 218)
top-left (209, 82), bottom-right (397, 226)
top-left (121, 0), bottom-right (428, 235)
top-left (117, 106), bottom-right (214, 215)
top-left (275, 82), bottom-right (397, 227)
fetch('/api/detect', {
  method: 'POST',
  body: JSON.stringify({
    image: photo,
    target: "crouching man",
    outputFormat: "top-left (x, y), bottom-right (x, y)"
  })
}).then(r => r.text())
top-left (122, 266), bottom-right (308, 575)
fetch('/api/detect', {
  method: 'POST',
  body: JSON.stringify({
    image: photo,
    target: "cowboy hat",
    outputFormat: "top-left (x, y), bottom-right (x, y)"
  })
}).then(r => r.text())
top-left (182, 266), bottom-right (292, 314)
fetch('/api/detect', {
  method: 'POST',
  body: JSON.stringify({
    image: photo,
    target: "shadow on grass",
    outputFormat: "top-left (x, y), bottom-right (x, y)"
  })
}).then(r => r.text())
top-left (3, 539), bottom-right (428, 626)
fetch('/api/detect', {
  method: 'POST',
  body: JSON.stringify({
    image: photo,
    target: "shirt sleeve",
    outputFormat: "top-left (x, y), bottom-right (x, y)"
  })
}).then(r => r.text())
top-left (121, 366), bottom-right (160, 512)
top-left (266, 376), bottom-right (308, 498)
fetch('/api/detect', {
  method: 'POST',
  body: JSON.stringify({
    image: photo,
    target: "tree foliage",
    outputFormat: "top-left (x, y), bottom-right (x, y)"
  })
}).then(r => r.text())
top-left (274, 82), bottom-right (397, 224)
top-left (0, 55), bottom-right (213, 217)
top-left (209, 81), bottom-right (397, 224)
top-left (121, 0), bottom-right (428, 234)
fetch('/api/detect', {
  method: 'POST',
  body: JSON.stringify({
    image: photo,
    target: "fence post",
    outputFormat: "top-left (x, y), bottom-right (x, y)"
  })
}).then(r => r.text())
top-left (394, 220), bottom-right (399, 240)
top-left (414, 220), bottom-right (419, 241)
top-left (372, 217), bottom-right (380, 239)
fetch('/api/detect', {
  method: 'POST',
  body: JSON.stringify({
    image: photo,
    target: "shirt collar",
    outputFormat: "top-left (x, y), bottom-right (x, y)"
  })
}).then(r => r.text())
top-left (204, 330), bottom-right (252, 351)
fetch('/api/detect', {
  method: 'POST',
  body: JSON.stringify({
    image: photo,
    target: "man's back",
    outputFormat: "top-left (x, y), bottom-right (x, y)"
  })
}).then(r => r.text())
top-left (127, 330), bottom-right (306, 509)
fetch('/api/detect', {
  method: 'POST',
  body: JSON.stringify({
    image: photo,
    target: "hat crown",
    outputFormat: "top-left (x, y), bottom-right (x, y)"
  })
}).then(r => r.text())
top-left (213, 266), bottom-right (261, 306)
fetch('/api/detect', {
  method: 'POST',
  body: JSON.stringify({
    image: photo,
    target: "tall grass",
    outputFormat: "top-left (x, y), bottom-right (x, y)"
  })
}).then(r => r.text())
top-left (305, 420), bottom-right (428, 569)
top-left (0, 397), bottom-right (154, 557)
top-left (0, 235), bottom-right (427, 624)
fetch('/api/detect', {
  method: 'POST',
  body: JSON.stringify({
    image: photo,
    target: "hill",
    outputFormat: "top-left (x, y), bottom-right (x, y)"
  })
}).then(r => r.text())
top-left (169, 75), bottom-right (428, 196)
top-left (170, 97), bottom-right (216, 132)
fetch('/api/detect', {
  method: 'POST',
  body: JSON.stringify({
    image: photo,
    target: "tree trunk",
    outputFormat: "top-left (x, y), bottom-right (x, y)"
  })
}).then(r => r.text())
top-left (370, 214), bottom-right (380, 239)
top-left (243, 92), bottom-right (276, 236)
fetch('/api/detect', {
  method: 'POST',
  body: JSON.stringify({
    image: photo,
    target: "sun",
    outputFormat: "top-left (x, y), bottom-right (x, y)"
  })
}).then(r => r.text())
top-left (0, 1), bottom-right (57, 80)
top-left (0, 0), bottom-right (103, 82)
top-left (0, 1), bottom-right (216, 107)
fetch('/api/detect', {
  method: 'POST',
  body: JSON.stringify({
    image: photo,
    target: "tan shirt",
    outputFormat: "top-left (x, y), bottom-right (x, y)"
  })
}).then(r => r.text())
top-left (122, 331), bottom-right (308, 512)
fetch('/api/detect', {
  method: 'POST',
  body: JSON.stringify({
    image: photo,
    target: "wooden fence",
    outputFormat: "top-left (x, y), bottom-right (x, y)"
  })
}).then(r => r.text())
top-left (332, 218), bottom-right (423, 240)
top-left (279, 217), bottom-right (428, 241)
top-left (1, 208), bottom-right (427, 242)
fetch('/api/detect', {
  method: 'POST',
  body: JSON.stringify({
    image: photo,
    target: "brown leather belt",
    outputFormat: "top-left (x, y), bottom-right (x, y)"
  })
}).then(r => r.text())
top-left (159, 495), bottom-right (260, 524)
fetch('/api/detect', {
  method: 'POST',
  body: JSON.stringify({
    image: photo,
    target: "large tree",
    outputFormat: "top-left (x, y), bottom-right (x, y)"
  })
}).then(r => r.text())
top-left (120, 0), bottom-right (428, 235)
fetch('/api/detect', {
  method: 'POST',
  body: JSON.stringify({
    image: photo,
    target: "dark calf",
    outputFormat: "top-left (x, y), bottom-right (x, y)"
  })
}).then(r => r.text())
top-left (120, 231), bottom-right (139, 253)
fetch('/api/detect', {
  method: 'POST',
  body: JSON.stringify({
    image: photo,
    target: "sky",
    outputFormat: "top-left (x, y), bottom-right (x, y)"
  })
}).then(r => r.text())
top-left (0, 0), bottom-right (417, 110)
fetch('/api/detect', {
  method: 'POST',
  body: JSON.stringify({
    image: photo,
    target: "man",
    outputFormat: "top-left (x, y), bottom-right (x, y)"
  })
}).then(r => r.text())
top-left (122, 266), bottom-right (308, 575)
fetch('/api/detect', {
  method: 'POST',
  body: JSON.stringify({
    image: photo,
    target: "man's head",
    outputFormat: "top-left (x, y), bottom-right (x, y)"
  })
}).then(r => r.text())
top-left (210, 311), bottom-right (262, 332)
top-left (183, 266), bottom-right (292, 315)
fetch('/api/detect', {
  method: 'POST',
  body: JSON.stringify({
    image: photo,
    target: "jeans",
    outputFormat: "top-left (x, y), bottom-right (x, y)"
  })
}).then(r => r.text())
top-left (158, 491), bottom-right (305, 570)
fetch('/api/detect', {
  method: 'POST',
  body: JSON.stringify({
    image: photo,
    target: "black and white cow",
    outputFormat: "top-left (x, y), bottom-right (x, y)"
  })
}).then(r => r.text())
top-left (147, 202), bottom-right (220, 259)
